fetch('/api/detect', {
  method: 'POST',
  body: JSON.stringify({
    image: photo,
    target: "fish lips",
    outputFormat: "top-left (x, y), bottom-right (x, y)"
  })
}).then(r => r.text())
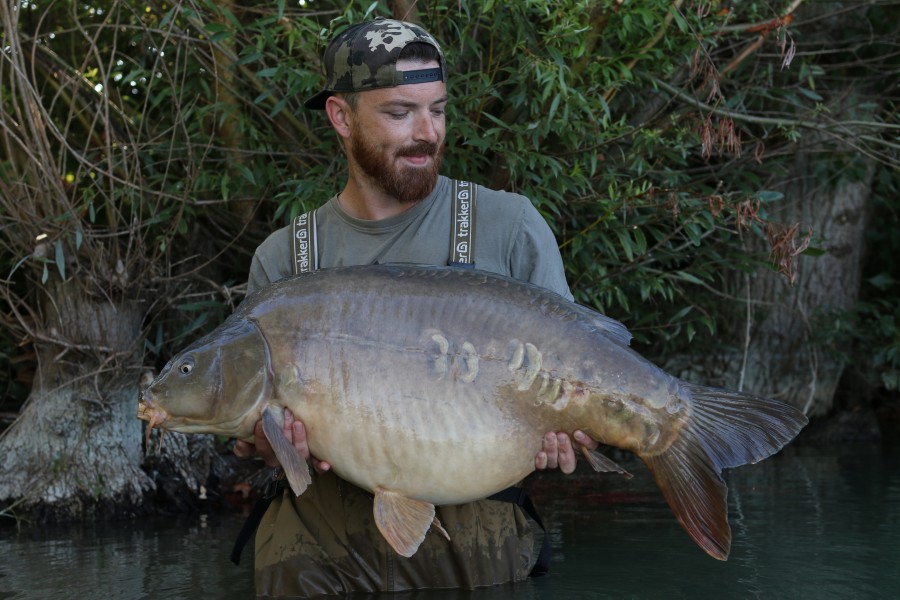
top-left (137, 389), bottom-right (169, 427)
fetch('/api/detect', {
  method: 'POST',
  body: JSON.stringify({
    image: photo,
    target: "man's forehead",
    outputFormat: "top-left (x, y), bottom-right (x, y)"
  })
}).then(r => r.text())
top-left (366, 82), bottom-right (448, 108)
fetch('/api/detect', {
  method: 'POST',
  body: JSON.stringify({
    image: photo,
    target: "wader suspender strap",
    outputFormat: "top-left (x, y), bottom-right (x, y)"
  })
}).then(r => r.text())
top-left (291, 181), bottom-right (475, 273)
top-left (449, 180), bottom-right (477, 268)
top-left (292, 209), bottom-right (319, 275)
top-left (233, 182), bottom-right (550, 575)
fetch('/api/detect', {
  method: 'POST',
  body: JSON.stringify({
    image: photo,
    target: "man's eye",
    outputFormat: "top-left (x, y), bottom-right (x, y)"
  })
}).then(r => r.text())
top-left (389, 112), bottom-right (408, 119)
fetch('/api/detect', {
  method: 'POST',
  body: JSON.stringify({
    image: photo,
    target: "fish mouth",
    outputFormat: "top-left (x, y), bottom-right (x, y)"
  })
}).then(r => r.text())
top-left (138, 391), bottom-right (169, 448)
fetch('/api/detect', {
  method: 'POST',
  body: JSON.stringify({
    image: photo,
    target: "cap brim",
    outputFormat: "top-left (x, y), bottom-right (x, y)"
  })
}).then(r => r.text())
top-left (303, 89), bottom-right (332, 110)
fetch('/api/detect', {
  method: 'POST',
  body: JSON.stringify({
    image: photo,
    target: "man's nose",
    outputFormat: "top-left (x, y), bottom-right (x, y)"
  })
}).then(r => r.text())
top-left (413, 113), bottom-right (440, 143)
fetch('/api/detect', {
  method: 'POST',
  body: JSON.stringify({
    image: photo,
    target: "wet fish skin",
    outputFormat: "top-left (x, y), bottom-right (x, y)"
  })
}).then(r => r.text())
top-left (139, 264), bottom-right (807, 560)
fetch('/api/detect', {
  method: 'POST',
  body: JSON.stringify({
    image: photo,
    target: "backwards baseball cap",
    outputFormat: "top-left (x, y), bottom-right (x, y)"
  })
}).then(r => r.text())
top-left (304, 17), bottom-right (448, 110)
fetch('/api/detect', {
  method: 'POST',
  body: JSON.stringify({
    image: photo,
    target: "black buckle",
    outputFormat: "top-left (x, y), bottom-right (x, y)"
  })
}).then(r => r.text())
top-left (263, 468), bottom-right (286, 499)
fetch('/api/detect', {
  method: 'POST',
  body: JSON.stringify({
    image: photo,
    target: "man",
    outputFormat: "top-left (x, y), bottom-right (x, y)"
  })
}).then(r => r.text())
top-left (234, 17), bottom-right (599, 597)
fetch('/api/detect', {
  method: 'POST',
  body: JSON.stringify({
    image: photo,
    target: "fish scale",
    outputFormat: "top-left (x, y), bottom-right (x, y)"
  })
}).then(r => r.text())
top-left (139, 263), bottom-right (807, 560)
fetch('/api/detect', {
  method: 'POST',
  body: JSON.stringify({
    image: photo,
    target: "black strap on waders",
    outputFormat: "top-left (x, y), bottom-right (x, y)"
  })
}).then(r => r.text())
top-left (230, 469), bottom-right (285, 565)
top-left (487, 487), bottom-right (552, 577)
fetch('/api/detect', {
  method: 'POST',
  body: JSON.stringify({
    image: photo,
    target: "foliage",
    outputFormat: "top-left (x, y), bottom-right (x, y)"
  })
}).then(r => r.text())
top-left (1, 0), bottom-right (898, 413)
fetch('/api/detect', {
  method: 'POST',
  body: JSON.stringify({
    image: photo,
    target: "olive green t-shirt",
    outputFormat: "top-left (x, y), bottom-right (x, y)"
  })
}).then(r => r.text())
top-left (248, 175), bottom-right (572, 300)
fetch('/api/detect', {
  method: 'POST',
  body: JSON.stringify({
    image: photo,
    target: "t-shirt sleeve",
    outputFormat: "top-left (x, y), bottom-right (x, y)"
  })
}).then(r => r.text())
top-left (509, 201), bottom-right (574, 301)
top-left (247, 226), bottom-right (293, 294)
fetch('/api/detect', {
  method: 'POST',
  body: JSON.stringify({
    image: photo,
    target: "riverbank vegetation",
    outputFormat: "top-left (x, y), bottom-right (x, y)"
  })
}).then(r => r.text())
top-left (1, 0), bottom-right (898, 519)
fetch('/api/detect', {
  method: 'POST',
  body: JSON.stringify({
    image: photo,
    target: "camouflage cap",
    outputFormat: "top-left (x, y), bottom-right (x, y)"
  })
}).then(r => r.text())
top-left (304, 17), bottom-right (448, 110)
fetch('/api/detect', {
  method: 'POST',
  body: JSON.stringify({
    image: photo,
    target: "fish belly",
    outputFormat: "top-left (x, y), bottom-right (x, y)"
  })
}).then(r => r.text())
top-left (277, 338), bottom-right (544, 505)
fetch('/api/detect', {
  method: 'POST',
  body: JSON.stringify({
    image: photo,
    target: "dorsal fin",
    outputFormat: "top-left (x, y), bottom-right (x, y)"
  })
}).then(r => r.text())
top-left (576, 307), bottom-right (633, 347)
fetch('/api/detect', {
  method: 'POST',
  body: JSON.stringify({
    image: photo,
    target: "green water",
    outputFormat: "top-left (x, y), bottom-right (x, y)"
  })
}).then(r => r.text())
top-left (1, 443), bottom-right (897, 599)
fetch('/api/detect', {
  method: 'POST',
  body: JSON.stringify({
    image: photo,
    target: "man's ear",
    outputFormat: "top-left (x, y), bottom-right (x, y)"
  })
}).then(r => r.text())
top-left (325, 95), bottom-right (353, 140)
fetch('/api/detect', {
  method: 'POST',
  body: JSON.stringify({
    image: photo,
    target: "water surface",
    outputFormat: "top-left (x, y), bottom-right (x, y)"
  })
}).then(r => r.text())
top-left (1, 443), bottom-right (897, 599)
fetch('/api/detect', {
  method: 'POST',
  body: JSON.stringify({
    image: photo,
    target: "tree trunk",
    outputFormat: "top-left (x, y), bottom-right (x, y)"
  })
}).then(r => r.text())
top-left (0, 276), bottom-right (217, 519)
top-left (713, 134), bottom-right (875, 417)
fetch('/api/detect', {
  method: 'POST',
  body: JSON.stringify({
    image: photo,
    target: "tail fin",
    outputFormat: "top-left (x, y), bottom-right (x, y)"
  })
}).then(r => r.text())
top-left (642, 382), bottom-right (807, 560)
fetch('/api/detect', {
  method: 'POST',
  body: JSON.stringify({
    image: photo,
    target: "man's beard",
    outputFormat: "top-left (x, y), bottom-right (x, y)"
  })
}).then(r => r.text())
top-left (349, 129), bottom-right (444, 205)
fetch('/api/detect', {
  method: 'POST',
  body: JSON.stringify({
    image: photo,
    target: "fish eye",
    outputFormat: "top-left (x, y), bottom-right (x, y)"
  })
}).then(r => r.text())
top-left (178, 359), bottom-right (194, 375)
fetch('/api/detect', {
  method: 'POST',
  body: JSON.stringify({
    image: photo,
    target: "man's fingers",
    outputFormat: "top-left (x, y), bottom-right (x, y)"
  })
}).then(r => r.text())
top-left (291, 418), bottom-right (307, 453)
top-left (233, 439), bottom-right (255, 459)
top-left (254, 420), bottom-right (271, 452)
top-left (291, 417), bottom-right (328, 473)
top-left (242, 409), bottom-right (331, 471)
top-left (573, 430), bottom-right (599, 451)
top-left (557, 432), bottom-right (576, 474)
top-left (542, 432), bottom-right (559, 470)
top-left (283, 408), bottom-right (294, 435)
top-left (534, 450), bottom-right (548, 471)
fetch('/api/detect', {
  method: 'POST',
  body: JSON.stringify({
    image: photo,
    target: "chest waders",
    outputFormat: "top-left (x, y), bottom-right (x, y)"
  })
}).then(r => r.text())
top-left (231, 181), bottom-right (551, 576)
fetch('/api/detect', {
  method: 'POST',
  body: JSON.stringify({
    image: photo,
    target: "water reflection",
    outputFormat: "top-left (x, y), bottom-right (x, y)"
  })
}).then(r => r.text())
top-left (0, 514), bottom-right (254, 599)
top-left (0, 444), bottom-right (897, 599)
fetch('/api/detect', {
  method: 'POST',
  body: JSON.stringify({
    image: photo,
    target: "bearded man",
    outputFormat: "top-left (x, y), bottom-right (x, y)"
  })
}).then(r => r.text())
top-left (235, 17), bottom-right (599, 598)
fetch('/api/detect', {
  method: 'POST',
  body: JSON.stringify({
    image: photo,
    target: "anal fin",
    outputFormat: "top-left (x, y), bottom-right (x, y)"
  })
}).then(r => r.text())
top-left (431, 516), bottom-right (450, 541)
top-left (580, 444), bottom-right (632, 479)
top-left (373, 488), bottom-right (443, 557)
top-left (261, 406), bottom-right (311, 496)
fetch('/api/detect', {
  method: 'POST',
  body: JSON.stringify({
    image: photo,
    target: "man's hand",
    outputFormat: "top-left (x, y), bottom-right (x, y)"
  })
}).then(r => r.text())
top-left (534, 430), bottom-right (598, 474)
top-left (234, 412), bottom-right (594, 476)
top-left (233, 408), bottom-right (331, 474)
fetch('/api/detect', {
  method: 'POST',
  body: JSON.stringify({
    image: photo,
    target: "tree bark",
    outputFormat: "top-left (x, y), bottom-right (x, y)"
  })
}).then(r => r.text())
top-left (0, 276), bottom-right (217, 519)
top-left (713, 133), bottom-right (875, 417)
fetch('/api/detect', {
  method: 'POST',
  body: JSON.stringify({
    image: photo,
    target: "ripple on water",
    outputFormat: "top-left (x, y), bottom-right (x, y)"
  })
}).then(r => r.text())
top-left (1, 444), bottom-right (898, 600)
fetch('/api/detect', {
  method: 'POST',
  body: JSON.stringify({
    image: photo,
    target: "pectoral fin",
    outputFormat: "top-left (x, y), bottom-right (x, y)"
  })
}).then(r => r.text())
top-left (261, 406), bottom-right (311, 496)
top-left (373, 488), bottom-right (444, 557)
top-left (580, 444), bottom-right (632, 479)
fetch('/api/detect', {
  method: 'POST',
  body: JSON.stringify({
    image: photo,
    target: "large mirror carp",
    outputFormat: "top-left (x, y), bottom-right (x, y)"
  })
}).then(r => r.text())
top-left (139, 264), bottom-right (807, 560)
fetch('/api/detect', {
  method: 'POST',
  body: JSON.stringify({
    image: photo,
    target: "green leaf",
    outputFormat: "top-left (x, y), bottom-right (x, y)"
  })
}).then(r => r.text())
top-left (669, 304), bottom-right (694, 323)
top-left (756, 190), bottom-right (784, 202)
top-left (673, 271), bottom-right (705, 285)
top-left (616, 229), bottom-right (634, 262)
top-left (237, 164), bottom-right (257, 186)
top-left (797, 87), bottom-right (823, 101)
top-left (802, 246), bottom-right (826, 257)
top-left (236, 52), bottom-right (264, 66)
top-left (868, 273), bottom-right (895, 290)
top-left (54, 241), bottom-right (65, 280)
top-left (177, 300), bottom-right (223, 311)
